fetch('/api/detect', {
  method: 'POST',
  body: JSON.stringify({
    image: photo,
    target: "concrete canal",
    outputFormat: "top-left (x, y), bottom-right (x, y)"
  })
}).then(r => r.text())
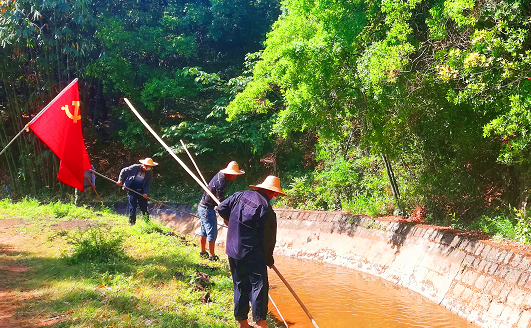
top-left (267, 255), bottom-right (476, 327)
top-left (141, 203), bottom-right (530, 328)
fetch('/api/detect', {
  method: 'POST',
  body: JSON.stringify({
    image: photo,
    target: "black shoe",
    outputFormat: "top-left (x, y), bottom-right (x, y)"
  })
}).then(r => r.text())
top-left (208, 255), bottom-right (219, 261)
top-left (129, 217), bottom-right (136, 225)
top-left (200, 251), bottom-right (209, 259)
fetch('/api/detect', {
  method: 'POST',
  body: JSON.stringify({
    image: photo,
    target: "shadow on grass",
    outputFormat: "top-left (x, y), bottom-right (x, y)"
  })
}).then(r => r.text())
top-left (6, 242), bottom-right (241, 327)
top-left (0, 243), bottom-right (32, 292)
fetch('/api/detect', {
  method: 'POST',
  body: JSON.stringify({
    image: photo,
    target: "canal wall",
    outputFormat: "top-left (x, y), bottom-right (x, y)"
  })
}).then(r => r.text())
top-left (153, 206), bottom-right (531, 328)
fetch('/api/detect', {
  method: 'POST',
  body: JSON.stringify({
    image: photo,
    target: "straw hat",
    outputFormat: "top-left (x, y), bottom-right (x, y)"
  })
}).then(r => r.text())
top-left (249, 175), bottom-right (286, 196)
top-left (220, 161), bottom-right (245, 175)
top-left (139, 158), bottom-right (158, 166)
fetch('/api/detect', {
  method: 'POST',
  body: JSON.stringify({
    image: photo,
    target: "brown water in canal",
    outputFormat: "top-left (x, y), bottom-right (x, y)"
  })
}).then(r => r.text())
top-left (267, 256), bottom-right (478, 328)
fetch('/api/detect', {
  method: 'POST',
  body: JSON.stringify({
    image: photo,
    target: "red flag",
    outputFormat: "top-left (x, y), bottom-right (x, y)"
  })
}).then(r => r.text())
top-left (29, 79), bottom-right (92, 191)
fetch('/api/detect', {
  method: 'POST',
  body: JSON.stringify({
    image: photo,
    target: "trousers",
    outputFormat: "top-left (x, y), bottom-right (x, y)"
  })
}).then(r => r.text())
top-left (128, 191), bottom-right (148, 225)
top-left (228, 255), bottom-right (269, 322)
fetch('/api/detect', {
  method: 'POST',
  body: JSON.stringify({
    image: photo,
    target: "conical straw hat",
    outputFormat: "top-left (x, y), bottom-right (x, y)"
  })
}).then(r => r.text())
top-left (220, 161), bottom-right (245, 175)
top-left (139, 158), bottom-right (158, 166)
top-left (249, 175), bottom-right (286, 196)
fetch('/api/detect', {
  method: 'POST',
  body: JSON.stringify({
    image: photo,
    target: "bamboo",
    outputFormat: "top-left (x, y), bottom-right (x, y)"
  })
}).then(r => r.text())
top-left (29, 79), bottom-right (79, 124)
top-left (268, 294), bottom-right (289, 328)
top-left (180, 139), bottom-right (209, 187)
top-left (84, 172), bottom-right (102, 202)
top-left (271, 265), bottom-right (320, 328)
top-left (0, 124), bottom-right (29, 157)
top-left (123, 98), bottom-right (220, 204)
top-left (89, 169), bottom-right (213, 222)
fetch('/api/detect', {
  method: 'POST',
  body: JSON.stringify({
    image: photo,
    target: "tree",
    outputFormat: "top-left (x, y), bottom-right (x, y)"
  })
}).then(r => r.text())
top-left (226, 0), bottom-right (531, 223)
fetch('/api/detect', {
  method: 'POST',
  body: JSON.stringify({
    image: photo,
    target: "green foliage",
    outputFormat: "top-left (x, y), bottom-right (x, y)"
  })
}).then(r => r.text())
top-left (0, 0), bottom-right (280, 199)
top-left (281, 133), bottom-right (395, 216)
top-left (467, 207), bottom-right (531, 244)
top-left (226, 0), bottom-right (531, 226)
top-left (484, 94), bottom-right (531, 164)
top-left (66, 227), bottom-right (126, 265)
top-left (138, 220), bottom-right (169, 235)
top-left (0, 198), bottom-right (99, 220)
top-left (470, 213), bottom-right (517, 240)
top-left (227, 0), bottom-right (366, 136)
top-left (0, 200), bottom-right (285, 328)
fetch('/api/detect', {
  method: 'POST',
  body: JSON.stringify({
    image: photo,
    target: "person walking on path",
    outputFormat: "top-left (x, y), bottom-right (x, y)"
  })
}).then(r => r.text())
top-left (117, 158), bottom-right (158, 225)
top-left (216, 175), bottom-right (285, 328)
top-left (198, 161), bottom-right (245, 261)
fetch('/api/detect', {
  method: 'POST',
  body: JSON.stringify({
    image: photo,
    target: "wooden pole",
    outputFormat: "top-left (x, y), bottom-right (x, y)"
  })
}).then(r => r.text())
top-left (123, 98), bottom-right (220, 205)
top-left (84, 171), bottom-right (103, 203)
top-left (180, 139), bottom-right (209, 187)
top-left (0, 124), bottom-right (29, 157)
top-left (271, 265), bottom-right (320, 328)
top-left (89, 169), bottom-right (217, 223)
top-left (269, 294), bottom-right (289, 328)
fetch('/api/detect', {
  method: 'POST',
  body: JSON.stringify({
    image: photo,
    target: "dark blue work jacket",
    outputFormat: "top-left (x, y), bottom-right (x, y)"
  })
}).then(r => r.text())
top-left (200, 172), bottom-right (228, 209)
top-left (217, 189), bottom-right (277, 266)
top-left (118, 164), bottom-right (153, 194)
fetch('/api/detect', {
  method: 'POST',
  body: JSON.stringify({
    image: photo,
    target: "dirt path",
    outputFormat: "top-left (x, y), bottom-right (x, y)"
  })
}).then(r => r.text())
top-left (0, 219), bottom-right (32, 328)
top-left (0, 218), bottom-right (89, 327)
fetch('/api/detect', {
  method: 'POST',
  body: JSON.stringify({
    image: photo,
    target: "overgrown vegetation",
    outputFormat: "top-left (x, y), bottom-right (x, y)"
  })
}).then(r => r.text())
top-left (66, 227), bottom-right (127, 265)
top-left (2, 1), bottom-right (531, 245)
top-left (0, 199), bottom-right (282, 327)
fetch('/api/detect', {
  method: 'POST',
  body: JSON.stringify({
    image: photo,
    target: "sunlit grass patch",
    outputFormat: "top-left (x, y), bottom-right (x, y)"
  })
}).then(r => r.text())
top-left (66, 227), bottom-right (126, 265)
top-left (0, 199), bottom-right (285, 328)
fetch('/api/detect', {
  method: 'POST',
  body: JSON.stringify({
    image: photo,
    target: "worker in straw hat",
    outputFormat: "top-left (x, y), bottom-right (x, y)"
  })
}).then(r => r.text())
top-left (216, 175), bottom-right (285, 328)
top-left (198, 161), bottom-right (245, 261)
top-left (117, 158), bottom-right (158, 225)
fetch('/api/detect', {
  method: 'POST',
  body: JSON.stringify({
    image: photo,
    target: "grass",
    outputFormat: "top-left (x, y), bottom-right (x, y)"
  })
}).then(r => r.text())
top-left (0, 198), bottom-right (282, 328)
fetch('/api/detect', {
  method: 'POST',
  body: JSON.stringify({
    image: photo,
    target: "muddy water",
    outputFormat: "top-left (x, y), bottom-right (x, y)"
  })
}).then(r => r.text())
top-left (267, 256), bottom-right (478, 328)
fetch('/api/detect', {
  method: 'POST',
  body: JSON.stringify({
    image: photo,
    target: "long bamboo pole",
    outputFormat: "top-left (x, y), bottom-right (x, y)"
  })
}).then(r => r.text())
top-left (123, 98), bottom-right (220, 205)
top-left (180, 139), bottom-right (208, 187)
top-left (89, 169), bottom-right (207, 221)
top-left (0, 124), bottom-right (29, 157)
top-left (269, 294), bottom-right (289, 328)
top-left (84, 171), bottom-right (102, 203)
top-left (271, 265), bottom-right (320, 328)
top-left (123, 100), bottom-right (303, 326)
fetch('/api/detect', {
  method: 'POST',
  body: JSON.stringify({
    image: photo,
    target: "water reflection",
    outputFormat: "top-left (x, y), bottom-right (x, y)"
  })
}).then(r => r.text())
top-left (268, 256), bottom-right (478, 328)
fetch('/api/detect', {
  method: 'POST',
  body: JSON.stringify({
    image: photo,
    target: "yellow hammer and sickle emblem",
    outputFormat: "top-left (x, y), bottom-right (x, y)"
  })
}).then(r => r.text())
top-left (61, 101), bottom-right (81, 123)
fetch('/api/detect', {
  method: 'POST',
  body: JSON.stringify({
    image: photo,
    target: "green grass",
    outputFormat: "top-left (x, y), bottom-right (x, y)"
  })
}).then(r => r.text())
top-left (0, 198), bottom-right (282, 328)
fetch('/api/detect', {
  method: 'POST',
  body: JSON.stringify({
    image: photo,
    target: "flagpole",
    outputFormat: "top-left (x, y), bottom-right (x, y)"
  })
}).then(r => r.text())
top-left (123, 98), bottom-right (221, 205)
top-left (30, 79), bottom-right (78, 124)
top-left (180, 139), bottom-right (209, 187)
top-left (0, 124), bottom-right (29, 157)
top-left (2, 79), bottom-right (79, 157)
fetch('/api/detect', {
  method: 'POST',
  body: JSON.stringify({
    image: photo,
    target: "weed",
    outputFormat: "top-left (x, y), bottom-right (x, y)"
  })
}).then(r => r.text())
top-left (66, 227), bottom-right (126, 264)
top-left (52, 200), bottom-right (71, 218)
top-left (364, 220), bottom-right (385, 230)
top-left (99, 204), bottom-right (113, 214)
top-left (138, 221), bottom-right (168, 235)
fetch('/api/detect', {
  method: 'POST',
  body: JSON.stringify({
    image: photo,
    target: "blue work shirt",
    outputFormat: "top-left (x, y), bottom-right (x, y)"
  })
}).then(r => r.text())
top-left (118, 164), bottom-right (153, 194)
top-left (200, 172), bottom-right (229, 209)
top-left (217, 189), bottom-right (277, 266)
